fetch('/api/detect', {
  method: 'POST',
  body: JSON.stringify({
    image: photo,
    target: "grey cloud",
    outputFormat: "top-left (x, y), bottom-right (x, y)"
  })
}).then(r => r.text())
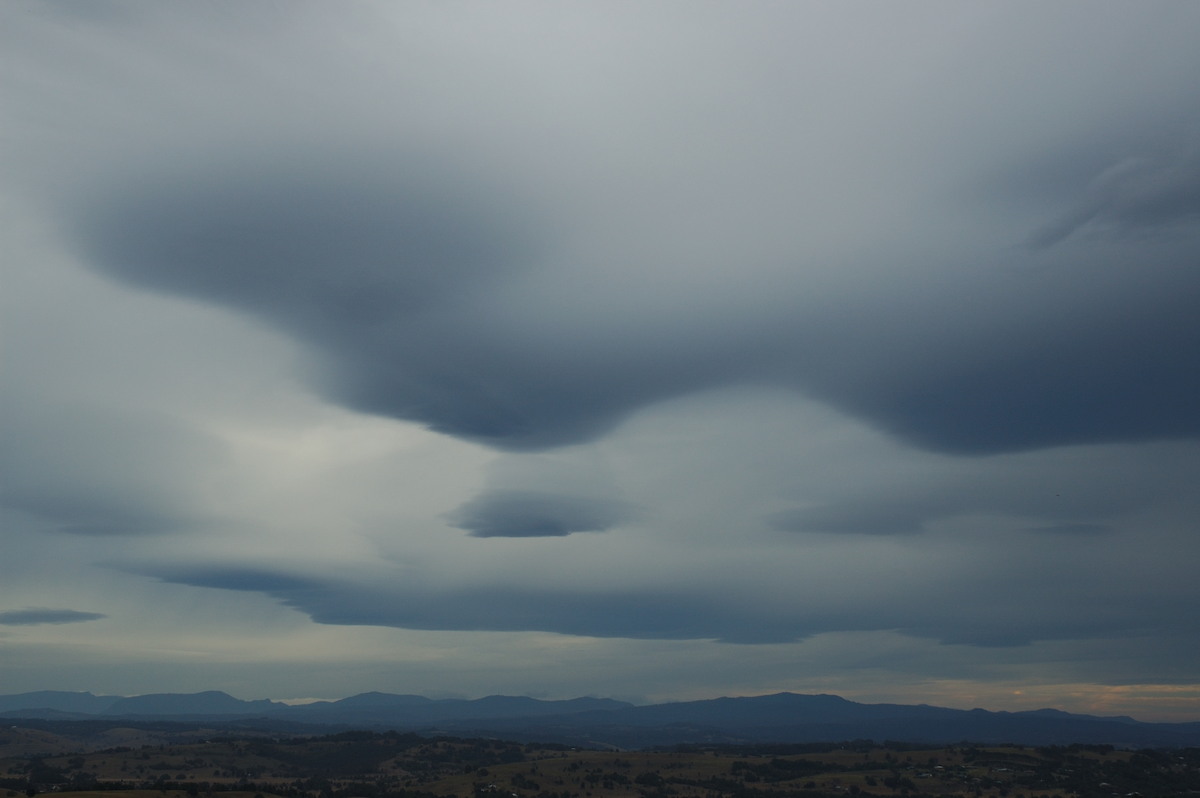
top-left (150, 568), bottom-right (318, 596)
top-left (770, 503), bottom-right (926, 536)
top-left (65, 130), bottom-right (1200, 458)
top-left (68, 153), bottom-right (537, 337)
top-left (769, 441), bottom-right (1168, 538)
top-left (0, 608), bottom-right (106, 625)
top-left (145, 565), bottom-right (796, 643)
top-left (771, 499), bottom-right (1114, 539)
top-left (1027, 149), bottom-right (1200, 249)
top-left (447, 490), bottom-right (634, 537)
top-left (29, 0), bottom-right (1199, 458)
top-left (0, 394), bottom-right (220, 536)
top-left (900, 597), bottom-right (1179, 650)
top-left (63, 152), bottom-right (662, 450)
top-left (1025, 523), bottom-right (1110, 536)
top-left (140, 544), bottom-right (1197, 649)
top-left (10, 502), bottom-right (190, 537)
top-left (833, 295), bottom-right (1200, 455)
top-left (62, 133), bottom-right (1200, 456)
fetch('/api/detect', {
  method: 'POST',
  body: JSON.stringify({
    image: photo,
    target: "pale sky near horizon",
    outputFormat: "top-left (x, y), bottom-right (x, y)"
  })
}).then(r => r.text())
top-left (3, 1), bottom-right (1200, 722)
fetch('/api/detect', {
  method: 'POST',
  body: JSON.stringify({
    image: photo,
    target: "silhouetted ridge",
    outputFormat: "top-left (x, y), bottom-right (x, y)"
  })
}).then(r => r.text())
top-left (2, 690), bottom-right (1198, 747)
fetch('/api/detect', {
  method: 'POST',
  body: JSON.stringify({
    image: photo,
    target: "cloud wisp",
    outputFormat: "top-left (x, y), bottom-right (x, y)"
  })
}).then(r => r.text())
top-left (0, 608), bottom-right (107, 626)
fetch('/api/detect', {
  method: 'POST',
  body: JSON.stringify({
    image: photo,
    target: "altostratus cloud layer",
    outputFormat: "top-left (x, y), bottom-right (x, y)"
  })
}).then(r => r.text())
top-left (2, 1), bottom-right (1199, 719)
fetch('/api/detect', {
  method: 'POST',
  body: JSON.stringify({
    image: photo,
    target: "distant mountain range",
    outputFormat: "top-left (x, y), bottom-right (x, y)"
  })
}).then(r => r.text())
top-left (3, 690), bottom-right (1199, 749)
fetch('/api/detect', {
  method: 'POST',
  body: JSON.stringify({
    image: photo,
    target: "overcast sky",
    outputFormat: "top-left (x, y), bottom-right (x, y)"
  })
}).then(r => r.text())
top-left (3, 1), bottom-right (1200, 722)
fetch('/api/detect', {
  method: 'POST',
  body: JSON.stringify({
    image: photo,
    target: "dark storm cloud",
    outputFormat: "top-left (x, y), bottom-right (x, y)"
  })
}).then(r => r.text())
top-left (63, 152), bottom-right (686, 450)
top-left (447, 490), bottom-right (634, 537)
top-left (0, 608), bottom-right (106, 625)
top-left (33, 0), bottom-right (1200, 459)
top-left (809, 244), bottom-right (1200, 454)
top-left (68, 153), bottom-right (535, 341)
top-left (62, 133), bottom-right (1200, 456)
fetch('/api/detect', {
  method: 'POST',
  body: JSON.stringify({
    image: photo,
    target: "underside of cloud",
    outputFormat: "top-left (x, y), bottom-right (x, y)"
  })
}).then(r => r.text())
top-left (0, 608), bottom-right (107, 626)
top-left (447, 491), bottom-right (635, 537)
top-left (140, 554), bottom-right (1192, 649)
top-left (61, 139), bottom-right (1200, 456)
top-left (1025, 149), bottom-right (1200, 249)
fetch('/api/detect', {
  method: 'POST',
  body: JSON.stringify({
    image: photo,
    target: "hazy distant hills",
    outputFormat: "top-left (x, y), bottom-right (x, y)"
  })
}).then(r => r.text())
top-left (0, 690), bottom-right (122, 715)
top-left (0, 690), bottom-right (632, 726)
top-left (0, 690), bottom-right (283, 719)
top-left (285, 692), bottom-right (633, 725)
top-left (3, 690), bottom-right (1199, 748)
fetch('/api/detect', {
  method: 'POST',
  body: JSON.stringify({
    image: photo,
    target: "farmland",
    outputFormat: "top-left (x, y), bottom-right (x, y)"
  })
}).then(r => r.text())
top-left (4, 725), bottom-right (1200, 798)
